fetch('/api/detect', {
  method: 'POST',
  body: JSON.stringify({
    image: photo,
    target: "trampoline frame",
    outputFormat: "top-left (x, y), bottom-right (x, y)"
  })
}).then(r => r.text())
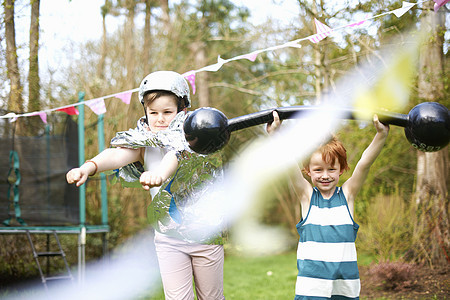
top-left (0, 92), bottom-right (110, 285)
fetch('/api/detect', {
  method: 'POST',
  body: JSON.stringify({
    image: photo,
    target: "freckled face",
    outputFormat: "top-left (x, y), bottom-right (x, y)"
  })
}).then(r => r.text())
top-left (145, 95), bottom-right (178, 133)
top-left (307, 152), bottom-right (343, 197)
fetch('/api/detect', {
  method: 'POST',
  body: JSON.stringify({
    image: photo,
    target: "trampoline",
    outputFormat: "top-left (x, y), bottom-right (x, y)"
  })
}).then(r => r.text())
top-left (0, 94), bottom-right (109, 287)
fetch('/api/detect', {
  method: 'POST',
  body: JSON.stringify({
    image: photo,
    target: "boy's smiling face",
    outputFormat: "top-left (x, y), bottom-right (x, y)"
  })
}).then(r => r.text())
top-left (307, 152), bottom-right (343, 198)
top-left (145, 95), bottom-right (179, 132)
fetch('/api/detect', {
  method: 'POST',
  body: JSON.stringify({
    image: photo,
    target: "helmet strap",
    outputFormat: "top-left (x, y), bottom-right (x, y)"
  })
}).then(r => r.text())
top-left (142, 104), bottom-right (149, 125)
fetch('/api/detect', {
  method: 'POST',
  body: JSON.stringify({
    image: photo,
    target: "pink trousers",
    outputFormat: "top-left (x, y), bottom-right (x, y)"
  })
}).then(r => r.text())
top-left (154, 232), bottom-right (225, 300)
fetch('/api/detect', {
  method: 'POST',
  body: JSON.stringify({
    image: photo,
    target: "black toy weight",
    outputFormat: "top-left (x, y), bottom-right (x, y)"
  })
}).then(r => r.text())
top-left (404, 102), bottom-right (450, 152)
top-left (183, 107), bottom-right (231, 154)
top-left (184, 102), bottom-right (449, 154)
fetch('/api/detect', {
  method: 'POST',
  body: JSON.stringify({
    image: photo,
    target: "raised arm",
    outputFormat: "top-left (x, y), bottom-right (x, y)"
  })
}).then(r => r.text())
top-left (292, 165), bottom-right (314, 220)
top-left (139, 150), bottom-right (179, 191)
top-left (266, 111), bottom-right (312, 218)
top-left (343, 114), bottom-right (389, 203)
top-left (66, 147), bottom-right (142, 187)
top-left (266, 111), bottom-right (282, 134)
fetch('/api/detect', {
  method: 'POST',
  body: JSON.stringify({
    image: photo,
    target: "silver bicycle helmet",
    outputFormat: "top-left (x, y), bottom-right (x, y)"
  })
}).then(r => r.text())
top-left (139, 71), bottom-right (191, 108)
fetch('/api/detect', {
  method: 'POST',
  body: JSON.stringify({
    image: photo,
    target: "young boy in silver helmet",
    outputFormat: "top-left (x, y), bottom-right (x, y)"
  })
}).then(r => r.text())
top-left (67, 70), bottom-right (225, 300)
top-left (67, 70), bottom-right (282, 300)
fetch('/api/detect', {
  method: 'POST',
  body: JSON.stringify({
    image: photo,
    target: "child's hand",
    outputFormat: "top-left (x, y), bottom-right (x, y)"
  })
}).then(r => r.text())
top-left (140, 171), bottom-right (164, 191)
top-left (266, 111), bottom-right (282, 134)
top-left (66, 168), bottom-right (89, 187)
top-left (373, 114), bottom-right (390, 136)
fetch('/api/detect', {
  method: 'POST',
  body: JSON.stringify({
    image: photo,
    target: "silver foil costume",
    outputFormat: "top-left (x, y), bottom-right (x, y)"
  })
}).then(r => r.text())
top-left (110, 111), bottom-right (224, 244)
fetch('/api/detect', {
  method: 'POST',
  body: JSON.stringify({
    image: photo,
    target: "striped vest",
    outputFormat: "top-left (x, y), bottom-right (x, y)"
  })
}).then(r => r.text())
top-left (295, 187), bottom-right (360, 300)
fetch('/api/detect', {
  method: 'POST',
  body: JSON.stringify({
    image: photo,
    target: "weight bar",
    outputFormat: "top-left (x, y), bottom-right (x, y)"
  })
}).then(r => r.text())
top-left (183, 102), bottom-right (449, 154)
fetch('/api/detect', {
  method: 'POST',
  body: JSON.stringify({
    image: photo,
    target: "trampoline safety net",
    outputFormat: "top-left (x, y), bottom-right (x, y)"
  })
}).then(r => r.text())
top-left (0, 115), bottom-right (80, 226)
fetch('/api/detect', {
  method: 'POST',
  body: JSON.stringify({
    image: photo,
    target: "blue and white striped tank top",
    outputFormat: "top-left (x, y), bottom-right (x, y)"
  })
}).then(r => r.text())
top-left (295, 187), bottom-right (360, 300)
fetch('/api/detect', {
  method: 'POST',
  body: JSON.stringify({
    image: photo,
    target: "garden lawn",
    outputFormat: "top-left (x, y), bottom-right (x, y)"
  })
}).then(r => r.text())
top-left (146, 251), bottom-right (298, 299)
top-left (223, 251), bottom-right (298, 299)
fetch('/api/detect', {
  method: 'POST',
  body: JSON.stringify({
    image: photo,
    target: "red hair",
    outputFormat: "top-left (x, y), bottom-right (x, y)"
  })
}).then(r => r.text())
top-left (303, 136), bottom-right (349, 173)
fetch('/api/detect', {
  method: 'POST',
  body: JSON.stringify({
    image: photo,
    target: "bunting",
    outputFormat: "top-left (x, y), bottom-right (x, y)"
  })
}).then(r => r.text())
top-left (393, 2), bottom-right (416, 17)
top-left (0, 0), bottom-right (427, 123)
top-left (199, 56), bottom-right (227, 72)
top-left (57, 106), bottom-right (79, 116)
top-left (38, 112), bottom-right (47, 124)
top-left (347, 20), bottom-right (367, 28)
top-left (4, 112), bottom-right (18, 123)
top-left (308, 19), bottom-right (333, 43)
top-left (115, 91), bottom-right (133, 104)
top-left (241, 52), bottom-right (258, 62)
top-left (433, 0), bottom-right (449, 11)
top-left (29, 112), bottom-right (47, 124)
top-left (183, 72), bottom-right (197, 95)
top-left (86, 98), bottom-right (107, 115)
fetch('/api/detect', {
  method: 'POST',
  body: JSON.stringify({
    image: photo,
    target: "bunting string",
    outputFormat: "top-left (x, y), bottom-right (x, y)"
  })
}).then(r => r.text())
top-left (0, 0), bottom-right (443, 122)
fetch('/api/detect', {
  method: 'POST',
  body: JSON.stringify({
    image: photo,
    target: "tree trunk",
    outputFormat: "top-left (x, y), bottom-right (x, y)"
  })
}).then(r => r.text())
top-left (159, 0), bottom-right (170, 31)
top-left (143, 0), bottom-right (152, 75)
top-left (189, 41), bottom-right (209, 107)
top-left (415, 1), bottom-right (449, 266)
top-left (124, 0), bottom-right (136, 90)
top-left (300, 2), bottom-right (330, 105)
top-left (313, 43), bottom-right (322, 104)
top-left (28, 0), bottom-right (40, 111)
top-left (97, 0), bottom-right (109, 81)
top-left (28, 0), bottom-right (41, 135)
top-left (310, 4), bottom-right (322, 104)
top-left (4, 0), bottom-right (24, 115)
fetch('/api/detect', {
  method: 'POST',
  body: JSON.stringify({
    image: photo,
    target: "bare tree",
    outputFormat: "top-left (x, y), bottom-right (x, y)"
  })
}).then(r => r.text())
top-left (98, 0), bottom-right (111, 81)
top-left (296, 0), bottom-right (333, 104)
top-left (28, 0), bottom-right (40, 110)
top-left (124, 0), bottom-right (137, 89)
top-left (143, 0), bottom-right (153, 74)
top-left (159, 0), bottom-right (170, 31)
top-left (4, 0), bottom-right (24, 116)
top-left (27, 0), bottom-right (41, 135)
top-left (415, 1), bottom-right (449, 265)
top-left (189, 41), bottom-right (209, 107)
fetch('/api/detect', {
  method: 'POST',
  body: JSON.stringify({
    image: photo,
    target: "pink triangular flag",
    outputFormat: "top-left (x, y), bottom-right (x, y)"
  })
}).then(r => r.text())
top-left (308, 18), bottom-right (333, 44)
top-left (242, 52), bottom-right (258, 62)
top-left (38, 112), bottom-right (47, 124)
top-left (57, 106), bottom-right (79, 115)
top-left (115, 92), bottom-right (132, 104)
top-left (86, 98), bottom-right (107, 115)
top-left (434, 0), bottom-right (449, 12)
top-left (28, 111), bottom-right (47, 124)
top-left (184, 72), bottom-right (196, 95)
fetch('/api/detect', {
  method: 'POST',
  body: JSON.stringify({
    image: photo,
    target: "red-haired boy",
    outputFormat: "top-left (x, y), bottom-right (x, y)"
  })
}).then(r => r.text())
top-left (293, 115), bottom-right (389, 299)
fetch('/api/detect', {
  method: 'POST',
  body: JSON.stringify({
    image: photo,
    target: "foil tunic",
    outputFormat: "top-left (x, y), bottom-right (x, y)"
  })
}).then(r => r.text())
top-left (110, 111), bottom-right (224, 244)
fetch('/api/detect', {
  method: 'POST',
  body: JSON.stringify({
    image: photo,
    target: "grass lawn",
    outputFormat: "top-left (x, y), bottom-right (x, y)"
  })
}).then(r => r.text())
top-left (3, 251), bottom-right (376, 299)
top-left (224, 251), bottom-right (298, 299)
top-left (146, 251), bottom-right (377, 299)
top-left (146, 251), bottom-right (298, 299)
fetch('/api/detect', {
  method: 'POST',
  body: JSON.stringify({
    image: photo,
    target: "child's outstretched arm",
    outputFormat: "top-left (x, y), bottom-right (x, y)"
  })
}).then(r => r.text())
top-left (139, 150), bottom-right (179, 191)
top-left (343, 114), bottom-right (389, 203)
top-left (66, 147), bottom-right (142, 187)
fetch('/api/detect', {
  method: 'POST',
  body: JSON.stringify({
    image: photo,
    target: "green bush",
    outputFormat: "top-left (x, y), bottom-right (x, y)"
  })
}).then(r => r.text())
top-left (357, 191), bottom-right (415, 262)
